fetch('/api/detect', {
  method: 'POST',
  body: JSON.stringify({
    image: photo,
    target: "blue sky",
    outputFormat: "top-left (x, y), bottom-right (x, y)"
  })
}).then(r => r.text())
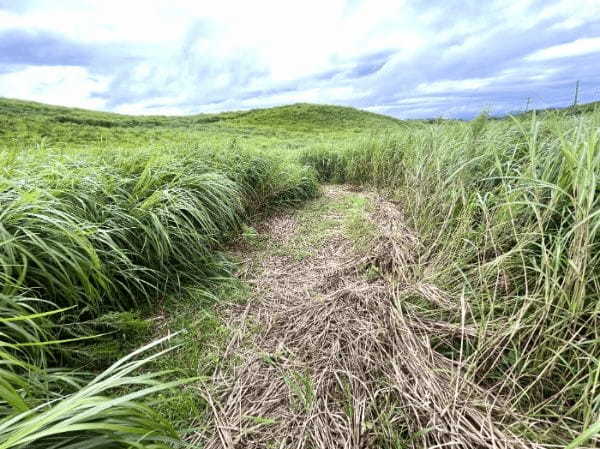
top-left (0, 0), bottom-right (599, 119)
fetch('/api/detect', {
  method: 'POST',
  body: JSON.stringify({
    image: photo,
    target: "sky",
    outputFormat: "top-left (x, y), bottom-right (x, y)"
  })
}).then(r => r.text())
top-left (0, 0), bottom-right (599, 119)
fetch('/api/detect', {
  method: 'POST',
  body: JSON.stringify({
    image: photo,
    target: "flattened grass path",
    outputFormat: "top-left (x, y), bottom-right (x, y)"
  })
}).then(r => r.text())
top-left (192, 185), bottom-right (379, 447)
top-left (192, 186), bottom-right (533, 449)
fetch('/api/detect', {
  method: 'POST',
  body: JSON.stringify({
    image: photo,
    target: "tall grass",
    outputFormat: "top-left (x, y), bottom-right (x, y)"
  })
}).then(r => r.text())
top-left (300, 110), bottom-right (600, 445)
top-left (0, 138), bottom-right (318, 446)
top-left (4, 95), bottom-right (597, 445)
top-left (0, 326), bottom-right (184, 449)
top-left (1, 144), bottom-right (318, 309)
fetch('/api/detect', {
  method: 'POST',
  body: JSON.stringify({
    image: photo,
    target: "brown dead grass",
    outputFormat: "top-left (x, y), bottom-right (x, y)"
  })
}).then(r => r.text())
top-left (192, 185), bottom-right (539, 449)
top-left (256, 214), bottom-right (300, 245)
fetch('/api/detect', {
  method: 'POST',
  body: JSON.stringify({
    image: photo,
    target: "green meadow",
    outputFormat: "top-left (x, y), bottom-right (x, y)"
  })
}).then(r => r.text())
top-left (0, 97), bottom-right (598, 448)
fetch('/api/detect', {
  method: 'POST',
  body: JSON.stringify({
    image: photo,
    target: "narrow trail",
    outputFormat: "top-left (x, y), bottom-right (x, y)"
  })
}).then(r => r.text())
top-left (193, 186), bottom-right (535, 449)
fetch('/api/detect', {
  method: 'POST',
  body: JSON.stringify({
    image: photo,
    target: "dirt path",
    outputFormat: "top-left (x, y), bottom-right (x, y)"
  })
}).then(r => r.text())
top-left (192, 186), bottom-right (534, 449)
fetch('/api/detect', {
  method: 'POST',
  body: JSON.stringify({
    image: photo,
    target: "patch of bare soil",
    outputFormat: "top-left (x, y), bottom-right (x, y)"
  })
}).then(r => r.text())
top-left (193, 185), bottom-right (537, 449)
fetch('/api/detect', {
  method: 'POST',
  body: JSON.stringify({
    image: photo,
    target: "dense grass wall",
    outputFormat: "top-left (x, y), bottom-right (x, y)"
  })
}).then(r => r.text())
top-left (300, 110), bottom-right (600, 444)
top-left (0, 141), bottom-right (318, 447)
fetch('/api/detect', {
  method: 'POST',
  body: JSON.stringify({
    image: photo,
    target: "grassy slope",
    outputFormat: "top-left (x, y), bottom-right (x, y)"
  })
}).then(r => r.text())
top-left (0, 98), bottom-right (403, 149)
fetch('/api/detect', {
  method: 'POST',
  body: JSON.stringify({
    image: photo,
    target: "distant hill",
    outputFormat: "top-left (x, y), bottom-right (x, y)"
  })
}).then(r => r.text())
top-left (540, 100), bottom-right (599, 115)
top-left (508, 100), bottom-right (600, 119)
top-left (3, 97), bottom-right (596, 137)
top-left (225, 103), bottom-right (404, 131)
top-left (0, 98), bottom-right (404, 133)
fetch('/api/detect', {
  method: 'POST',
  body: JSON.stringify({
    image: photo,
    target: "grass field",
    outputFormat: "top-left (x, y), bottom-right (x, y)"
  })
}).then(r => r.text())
top-left (300, 106), bottom-right (600, 447)
top-left (1, 97), bottom-right (598, 448)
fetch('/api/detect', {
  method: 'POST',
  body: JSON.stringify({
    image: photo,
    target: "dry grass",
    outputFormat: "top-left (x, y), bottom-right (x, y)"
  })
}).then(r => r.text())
top-left (193, 186), bottom-right (540, 449)
top-left (257, 214), bottom-right (300, 245)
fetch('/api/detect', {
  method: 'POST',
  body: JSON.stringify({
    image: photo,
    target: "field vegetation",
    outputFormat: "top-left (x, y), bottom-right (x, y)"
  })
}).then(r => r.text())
top-left (0, 99), bottom-right (400, 447)
top-left (0, 97), bottom-right (598, 448)
top-left (300, 105), bottom-right (600, 447)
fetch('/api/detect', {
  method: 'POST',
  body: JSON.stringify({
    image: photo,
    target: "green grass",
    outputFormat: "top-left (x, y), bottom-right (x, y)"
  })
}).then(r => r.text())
top-left (0, 98), bottom-right (403, 152)
top-left (2, 96), bottom-right (599, 447)
top-left (340, 194), bottom-right (377, 250)
top-left (263, 188), bottom-right (374, 261)
top-left (149, 278), bottom-right (251, 429)
top-left (0, 97), bottom-right (401, 447)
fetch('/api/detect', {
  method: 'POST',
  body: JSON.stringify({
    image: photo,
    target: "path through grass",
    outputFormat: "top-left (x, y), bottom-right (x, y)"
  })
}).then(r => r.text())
top-left (190, 186), bottom-right (536, 448)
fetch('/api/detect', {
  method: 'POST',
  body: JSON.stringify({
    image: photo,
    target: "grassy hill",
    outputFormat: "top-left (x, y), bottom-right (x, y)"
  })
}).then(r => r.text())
top-left (0, 97), bottom-right (403, 128)
top-left (0, 98), bottom-right (403, 151)
top-left (509, 99), bottom-right (600, 118)
top-left (224, 102), bottom-right (404, 131)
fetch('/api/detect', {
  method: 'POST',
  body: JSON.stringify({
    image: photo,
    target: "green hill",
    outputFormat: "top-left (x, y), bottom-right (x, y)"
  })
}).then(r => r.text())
top-left (509, 100), bottom-right (600, 118)
top-left (0, 97), bottom-right (402, 136)
top-left (226, 103), bottom-right (404, 131)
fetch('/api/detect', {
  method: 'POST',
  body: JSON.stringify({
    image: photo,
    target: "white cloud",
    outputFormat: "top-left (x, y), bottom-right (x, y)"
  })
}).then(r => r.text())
top-left (0, 0), bottom-right (429, 82)
top-left (416, 78), bottom-right (492, 94)
top-left (0, 65), bottom-right (109, 109)
top-left (114, 101), bottom-right (189, 116)
top-left (540, 0), bottom-right (600, 29)
top-left (1, 0), bottom-right (599, 118)
top-left (241, 86), bottom-right (368, 108)
top-left (526, 37), bottom-right (600, 61)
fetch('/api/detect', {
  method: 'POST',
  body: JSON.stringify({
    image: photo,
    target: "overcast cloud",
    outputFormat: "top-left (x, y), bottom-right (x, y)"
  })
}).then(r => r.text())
top-left (0, 0), bottom-right (599, 118)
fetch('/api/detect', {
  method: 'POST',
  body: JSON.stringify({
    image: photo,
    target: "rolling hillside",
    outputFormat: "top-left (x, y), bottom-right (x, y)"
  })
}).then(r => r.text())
top-left (0, 98), bottom-right (404, 150)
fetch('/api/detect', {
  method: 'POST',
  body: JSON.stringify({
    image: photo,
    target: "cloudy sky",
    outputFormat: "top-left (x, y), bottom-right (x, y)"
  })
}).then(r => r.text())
top-left (0, 0), bottom-right (599, 118)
